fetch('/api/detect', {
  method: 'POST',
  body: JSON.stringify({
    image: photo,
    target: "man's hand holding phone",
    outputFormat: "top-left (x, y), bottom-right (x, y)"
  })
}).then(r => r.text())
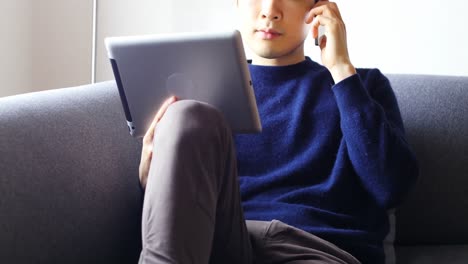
top-left (306, 0), bottom-right (357, 83)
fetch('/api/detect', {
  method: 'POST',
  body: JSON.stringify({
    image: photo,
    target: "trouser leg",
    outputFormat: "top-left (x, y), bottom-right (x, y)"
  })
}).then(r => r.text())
top-left (138, 100), bottom-right (252, 264)
top-left (246, 220), bottom-right (361, 264)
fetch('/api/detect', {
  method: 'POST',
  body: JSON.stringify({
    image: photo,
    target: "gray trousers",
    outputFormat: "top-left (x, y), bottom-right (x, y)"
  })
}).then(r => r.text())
top-left (138, 100), bottom-right (361, 264)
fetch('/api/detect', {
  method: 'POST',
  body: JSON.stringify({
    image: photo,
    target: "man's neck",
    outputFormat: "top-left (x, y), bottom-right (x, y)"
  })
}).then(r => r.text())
top-left (250, 46), bottom-right (307, 66)
top-left (251, 54), bottom-right (306, 66)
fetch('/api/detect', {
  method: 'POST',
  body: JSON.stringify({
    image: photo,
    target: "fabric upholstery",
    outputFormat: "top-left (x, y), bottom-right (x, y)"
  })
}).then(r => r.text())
top-left (395, 245), bottom-right (468, 263)
top-left (387, 74), bottom-right (468, 246)
top-left (0, 82), bottom-right (143, 263)
top-left (1, 74), bottom-right (468, 263)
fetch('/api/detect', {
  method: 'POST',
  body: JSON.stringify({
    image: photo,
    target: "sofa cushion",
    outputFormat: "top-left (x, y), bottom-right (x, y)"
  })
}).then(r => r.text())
top-left (395, 245), bottom-right (468, 263)
top-left (388, 74), bottom-right (468, 245)
top-left (0, 81), bottom-right (143, 263)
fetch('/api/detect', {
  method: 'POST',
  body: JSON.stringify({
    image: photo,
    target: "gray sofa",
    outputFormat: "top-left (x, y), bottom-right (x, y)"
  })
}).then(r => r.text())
top-left (1, 74), bottom-right (467, 263)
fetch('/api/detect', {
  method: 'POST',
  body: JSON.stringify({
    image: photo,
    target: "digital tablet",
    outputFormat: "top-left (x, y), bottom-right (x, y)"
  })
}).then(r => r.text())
top-left (105, 30), bottom-right (261, 138)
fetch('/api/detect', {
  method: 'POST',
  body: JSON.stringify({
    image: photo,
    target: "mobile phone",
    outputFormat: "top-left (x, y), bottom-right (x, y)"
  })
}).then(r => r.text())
top-left (315, 26), bottom-right (325, 46)
top-left (314, 0), bottom-right (325, 46)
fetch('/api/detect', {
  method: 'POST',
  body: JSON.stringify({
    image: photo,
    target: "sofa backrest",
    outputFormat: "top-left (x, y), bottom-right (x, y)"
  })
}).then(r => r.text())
top-left (1, 74), bottom-right (467, 263)
top-left (0, 82), bottom-right (143, 263)
top-left (387, 74), bottom-right (468, 245)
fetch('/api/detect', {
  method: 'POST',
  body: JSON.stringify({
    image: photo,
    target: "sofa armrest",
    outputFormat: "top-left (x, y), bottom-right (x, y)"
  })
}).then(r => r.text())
top-left (0, 82), bottom-right (143, 263)
top-left (387, 74), bottom-right (468, 246)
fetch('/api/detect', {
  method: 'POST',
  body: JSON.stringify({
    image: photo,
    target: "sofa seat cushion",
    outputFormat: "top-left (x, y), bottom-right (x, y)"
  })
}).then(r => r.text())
top-left (396, 245), bottom-right (468, 263)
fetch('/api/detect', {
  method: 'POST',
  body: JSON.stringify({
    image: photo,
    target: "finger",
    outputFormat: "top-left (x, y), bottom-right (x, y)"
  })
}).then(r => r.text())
top-left (319, 2), bottom-right (342, 21)
top-left (139, 161), bottom-right (150, 189)
top-left (306, 1), bottom-right (328, 23)
top-left (326, 2), bottom-right (343, 22)
top-left (306, 2), bottom-right (341, 24)
top-left (308, 7), bottom-right (337, 23)
top-left (145, 96), bottom-right (178, 140)
top-left (155, 95), bottom-right (178, 122)
top-left (311, 15), bottom-right (332, 39)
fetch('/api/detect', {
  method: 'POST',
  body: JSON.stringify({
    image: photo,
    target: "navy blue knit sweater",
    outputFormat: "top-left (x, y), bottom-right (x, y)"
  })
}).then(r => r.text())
top-left (234, 57), bottom-right (419, 263)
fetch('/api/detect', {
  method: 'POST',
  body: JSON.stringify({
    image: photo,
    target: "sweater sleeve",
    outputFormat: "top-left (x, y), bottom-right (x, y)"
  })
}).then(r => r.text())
top-left (331, 69), bottom-right (419, 209)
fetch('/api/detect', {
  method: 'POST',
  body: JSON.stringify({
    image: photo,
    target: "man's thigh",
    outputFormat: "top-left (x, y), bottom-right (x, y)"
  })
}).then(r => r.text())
top-left (246, 220), bottom-right (360, 264)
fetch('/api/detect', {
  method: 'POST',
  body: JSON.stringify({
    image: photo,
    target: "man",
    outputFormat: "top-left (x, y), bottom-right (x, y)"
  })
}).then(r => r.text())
top-left (137, 0), bottom-right (419, 263)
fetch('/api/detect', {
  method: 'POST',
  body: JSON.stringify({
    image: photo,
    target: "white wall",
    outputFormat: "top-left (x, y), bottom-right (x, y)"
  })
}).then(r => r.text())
top-left (329, 0), bottom-right (468, 76)
top-left (0, 1), bottom-right (32, 97)
top-left (97, 0), bottom-right (468, 80)
top-left (30, 0), bottom-right (93, 92)
top-left (0, 0), bottom-right (92, 98)
top-left (95, 0), bottom-right (174, 82)
top-left (2, 0), bottom-right (467, 98)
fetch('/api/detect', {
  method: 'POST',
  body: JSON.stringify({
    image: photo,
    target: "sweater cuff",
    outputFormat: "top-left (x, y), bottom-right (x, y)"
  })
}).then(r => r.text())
top-left (332, 73), bottom-right (373, 112)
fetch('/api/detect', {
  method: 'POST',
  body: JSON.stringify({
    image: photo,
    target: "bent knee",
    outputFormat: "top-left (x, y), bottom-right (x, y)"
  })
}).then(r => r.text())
top-left (159, 100), bottom-right (230, 140)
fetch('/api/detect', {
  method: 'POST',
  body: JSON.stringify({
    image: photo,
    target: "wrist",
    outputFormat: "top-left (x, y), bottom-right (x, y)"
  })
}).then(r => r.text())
top-left (329, 63), bottom-right (357, 84)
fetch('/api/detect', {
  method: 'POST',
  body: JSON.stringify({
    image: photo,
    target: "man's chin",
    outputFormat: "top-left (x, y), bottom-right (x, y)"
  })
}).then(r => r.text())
top-left (251, 46), bottom-right (283, 60)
